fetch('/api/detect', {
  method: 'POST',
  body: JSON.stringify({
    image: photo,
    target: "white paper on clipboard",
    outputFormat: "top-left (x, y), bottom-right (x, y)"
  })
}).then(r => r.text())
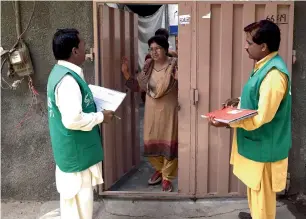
top-left (88, 84), bottom-right (126, 112)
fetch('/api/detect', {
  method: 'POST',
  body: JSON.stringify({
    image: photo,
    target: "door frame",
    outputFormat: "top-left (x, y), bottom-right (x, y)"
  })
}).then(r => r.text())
top-left (93, 0), bottom-right (199, 198)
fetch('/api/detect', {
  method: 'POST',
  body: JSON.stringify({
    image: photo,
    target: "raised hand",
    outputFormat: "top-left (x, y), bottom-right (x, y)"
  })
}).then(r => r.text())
top-left (121, 57), bottom-right (130, 80)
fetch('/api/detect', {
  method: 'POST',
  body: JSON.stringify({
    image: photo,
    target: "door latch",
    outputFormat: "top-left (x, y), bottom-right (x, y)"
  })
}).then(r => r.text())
top-left (191, 88), bottom-right (199, 105)
top-left (85, 48), bottom-right (94, 62)
top-left (292, 50), bottom-right (296, 64)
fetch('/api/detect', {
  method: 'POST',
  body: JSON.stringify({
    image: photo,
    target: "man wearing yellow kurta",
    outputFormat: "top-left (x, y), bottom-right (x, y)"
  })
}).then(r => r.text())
top-left (46, 29), bottom-right (115, 219)
top-left (208, 20), bottom-right (291, 219)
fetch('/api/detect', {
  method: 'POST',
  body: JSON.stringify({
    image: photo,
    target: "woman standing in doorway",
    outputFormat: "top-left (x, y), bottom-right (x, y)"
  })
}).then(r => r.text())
top-left (121, 35), bottom-right (179, 192)
top-left (141, 28), bottom-right (178, 103)
top-left (144, 28), bottom-right (178, 61)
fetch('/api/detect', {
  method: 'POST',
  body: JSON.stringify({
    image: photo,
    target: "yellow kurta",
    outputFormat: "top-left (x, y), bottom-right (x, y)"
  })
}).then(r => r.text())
top-left (230, 52), bottom-right (289, 219)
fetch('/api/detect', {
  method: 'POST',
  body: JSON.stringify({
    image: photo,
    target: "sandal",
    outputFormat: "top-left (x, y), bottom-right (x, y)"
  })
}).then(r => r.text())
top-left (148, 171), bottom-right (162, 185)
top-left (162, 180), bottom-right (173, 192)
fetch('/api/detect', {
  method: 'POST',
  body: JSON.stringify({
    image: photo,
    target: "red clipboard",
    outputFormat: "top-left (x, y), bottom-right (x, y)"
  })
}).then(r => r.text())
top-left (201, 107), bottom-right (258, 124)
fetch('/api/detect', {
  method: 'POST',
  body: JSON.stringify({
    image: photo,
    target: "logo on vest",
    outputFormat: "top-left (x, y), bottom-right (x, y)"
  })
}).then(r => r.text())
top-left (84, 93), bottom-right (93, 107)
top-left (48, 97), bottom-right (55, 118)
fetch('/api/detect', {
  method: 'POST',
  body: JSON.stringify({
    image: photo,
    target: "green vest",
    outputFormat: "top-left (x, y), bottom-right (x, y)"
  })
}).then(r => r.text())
top-left (47, 64), bottom-right (103, 173)
top-left (237, 54), bottom-right (292, 162)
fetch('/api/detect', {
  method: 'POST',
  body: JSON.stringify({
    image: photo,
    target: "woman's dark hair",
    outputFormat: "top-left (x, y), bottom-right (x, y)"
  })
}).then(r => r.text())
top-left (244, 20), bottom-right (281, 52)
top-left (52, 28), bottom-right (80, 60)
top-left (148, 35), bottom-right (169, 52)
top-left (155, 28), bottom-right (169, 40)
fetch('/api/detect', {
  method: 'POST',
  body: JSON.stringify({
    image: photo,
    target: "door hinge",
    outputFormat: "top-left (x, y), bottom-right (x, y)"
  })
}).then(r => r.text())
top-left (85, 48), bottom-right (94, 62)
top-left (292, 50), bottom-right (296, 64)
top-left (191, 88), bottom-right (199, 105)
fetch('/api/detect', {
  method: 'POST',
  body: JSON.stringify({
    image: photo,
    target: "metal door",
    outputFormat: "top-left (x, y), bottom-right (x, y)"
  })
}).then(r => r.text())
top-left (177, 2), bottom-right (197, 195)
top-left (93, 3), bottom-right (140, 190)
top-left (194, 1), bottom-right (294, 197)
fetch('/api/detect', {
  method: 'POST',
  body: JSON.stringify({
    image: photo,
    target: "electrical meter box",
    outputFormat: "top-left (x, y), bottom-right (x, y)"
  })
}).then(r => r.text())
top-left (9, 42), bottom-right (34, 77)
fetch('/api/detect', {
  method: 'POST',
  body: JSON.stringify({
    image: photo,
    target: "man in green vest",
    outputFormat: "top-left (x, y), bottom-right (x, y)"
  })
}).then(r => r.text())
top-left (47, 28), bottom-right (114, 219)
top-left (207, 20), bottom-right (291, 219)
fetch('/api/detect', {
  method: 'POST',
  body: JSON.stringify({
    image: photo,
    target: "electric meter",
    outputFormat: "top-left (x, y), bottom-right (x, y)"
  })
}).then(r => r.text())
top-left (10, 50), bottom-right (22, 64)
top-left (9, 41), bottom-right (34, 77)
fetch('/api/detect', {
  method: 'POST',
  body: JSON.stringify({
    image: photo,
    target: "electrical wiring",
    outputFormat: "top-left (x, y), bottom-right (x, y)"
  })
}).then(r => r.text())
top-left (2, 1), bottom-right (42, 128)
top-left (16, 75), bottom-right (40, 128)
top-left (12, 1), bottom-right (36, 49)
top-left (1, 57), bottom-right (12, 89)
top-left (1, 0), bottom-right (36, 88)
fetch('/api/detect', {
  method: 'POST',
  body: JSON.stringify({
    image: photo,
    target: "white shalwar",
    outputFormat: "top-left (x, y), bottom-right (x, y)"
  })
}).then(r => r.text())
top-left (43, 60), bottom-right (104, 219)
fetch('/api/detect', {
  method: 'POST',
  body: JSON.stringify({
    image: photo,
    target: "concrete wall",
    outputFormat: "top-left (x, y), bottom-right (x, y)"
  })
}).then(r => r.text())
top-left (289, 1), bottom-right (306, 196)
top-left (1, 1), bottom-right (94, 200)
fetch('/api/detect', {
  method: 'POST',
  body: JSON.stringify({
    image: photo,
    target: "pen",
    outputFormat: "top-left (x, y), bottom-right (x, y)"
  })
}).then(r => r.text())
top-left (102, 109), bottom-right (121, 120)
top-left (114, 114), bottom-right (121, 120)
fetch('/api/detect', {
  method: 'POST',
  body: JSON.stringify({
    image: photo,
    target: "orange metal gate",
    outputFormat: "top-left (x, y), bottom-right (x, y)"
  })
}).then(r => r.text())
top-left (94, 3), bottom-right (140, 190)
top-left (93, 1), bottom-right (294, 197)
top-left (178, 1), bottom-right (294, 197)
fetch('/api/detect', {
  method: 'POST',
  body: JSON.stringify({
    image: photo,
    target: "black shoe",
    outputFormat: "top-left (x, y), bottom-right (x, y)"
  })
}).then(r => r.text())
top-left (238, 212), bottom-right (252, 219)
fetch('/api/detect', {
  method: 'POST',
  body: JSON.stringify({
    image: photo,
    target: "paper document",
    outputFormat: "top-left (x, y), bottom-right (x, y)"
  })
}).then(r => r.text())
top-left (88, 84), bottom-right (126, 112)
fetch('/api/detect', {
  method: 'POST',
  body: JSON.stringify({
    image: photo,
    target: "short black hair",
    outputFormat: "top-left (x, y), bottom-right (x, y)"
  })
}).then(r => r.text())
top-left (52, 28), bottom-right (80, 60)
top-left (244, 20), bottom-right (281, 52)
top-left (148, 35), bottom-right (169, 52)
top-left (155, 28), bottom-right (169, 40)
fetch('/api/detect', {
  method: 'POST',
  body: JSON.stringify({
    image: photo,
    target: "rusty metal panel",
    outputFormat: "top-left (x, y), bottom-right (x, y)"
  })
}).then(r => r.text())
top-left (177, 2), bottom-right (194, 195)
top-left (195, 1), bottom-right (294, 197)
top-left (113, 8), bottom-right (124, 180)
top-left (97, 4), bottom-right (139, 190)
top-left (130, 14), bottom-right (140, 167)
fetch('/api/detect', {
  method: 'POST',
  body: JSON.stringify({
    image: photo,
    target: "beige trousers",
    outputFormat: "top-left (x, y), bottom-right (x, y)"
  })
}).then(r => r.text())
top-left (148, 156), bottom-right (178, 181)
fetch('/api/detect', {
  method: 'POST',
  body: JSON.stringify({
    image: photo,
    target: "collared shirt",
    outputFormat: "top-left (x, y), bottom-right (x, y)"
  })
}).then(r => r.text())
top-left (55, 60), bottom-right (104, 131)
top-left (55, 60), bottom-right (104, 199)
top-left (229, 52), bottom-right (288, 192)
